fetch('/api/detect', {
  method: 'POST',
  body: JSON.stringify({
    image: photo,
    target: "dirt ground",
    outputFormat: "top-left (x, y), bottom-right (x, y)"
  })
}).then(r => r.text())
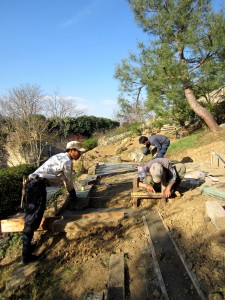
top-left (0, 131), bottom-right (225, 300)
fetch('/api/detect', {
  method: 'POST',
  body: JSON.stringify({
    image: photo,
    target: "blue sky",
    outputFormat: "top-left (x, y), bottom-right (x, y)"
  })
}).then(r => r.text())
top-left (0, 0), bottom-right (224, 120)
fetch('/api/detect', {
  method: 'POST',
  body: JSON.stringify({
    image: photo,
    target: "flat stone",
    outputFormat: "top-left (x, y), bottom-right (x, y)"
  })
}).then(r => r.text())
top-left (6, 262), bottom-right (38, 291)
top-left (84, 291), bottom-right (104, 300)
top-left (201, 186), bottom-right (225, 200)
top-left (107, 253), bottom-right (125, 300)
top-left (205, 201), bottom-right (225, 230)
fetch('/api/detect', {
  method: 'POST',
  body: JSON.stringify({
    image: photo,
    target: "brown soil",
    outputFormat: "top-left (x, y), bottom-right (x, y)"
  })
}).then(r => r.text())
top-left (0, 130), bottom-right (225, 300)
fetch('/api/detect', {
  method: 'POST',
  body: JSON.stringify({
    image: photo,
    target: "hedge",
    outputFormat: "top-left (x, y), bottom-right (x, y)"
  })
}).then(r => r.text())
top-left (0, 164), bottom-right (36, 218)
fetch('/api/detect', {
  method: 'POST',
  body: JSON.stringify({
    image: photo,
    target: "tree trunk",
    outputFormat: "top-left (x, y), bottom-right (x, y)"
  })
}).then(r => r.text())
top-left (184, 86), bottom-right (219, 133)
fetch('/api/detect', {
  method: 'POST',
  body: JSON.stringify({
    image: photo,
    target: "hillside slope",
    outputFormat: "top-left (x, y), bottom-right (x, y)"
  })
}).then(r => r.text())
top-left (0, 130), bottom-right (225, 299)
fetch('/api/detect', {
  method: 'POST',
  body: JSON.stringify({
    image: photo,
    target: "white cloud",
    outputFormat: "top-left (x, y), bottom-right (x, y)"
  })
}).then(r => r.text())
top-left (60, 0), bottom-right (103, 28)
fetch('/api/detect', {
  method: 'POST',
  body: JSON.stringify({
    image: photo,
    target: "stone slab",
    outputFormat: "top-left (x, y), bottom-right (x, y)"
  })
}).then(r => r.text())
top-left (201, 186), bottom-right (225, 200)
top-left (78, 174), bottom-right (98, 184)
top-left (6, 261), bottom-right (39, 293)
top-left (205, 201), bottom-right (225, 230)
top-left (107, 253), bottom-right (125, 300)
top-left (84, 291), bottom-right (104, 300)
top-left (96, 163), bottom-right (137, 176)
top-left (144, 210), bottom-right (202, 299)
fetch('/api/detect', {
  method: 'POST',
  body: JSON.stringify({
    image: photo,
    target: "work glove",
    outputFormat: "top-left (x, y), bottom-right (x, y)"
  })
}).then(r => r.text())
top-left (66, 188), bottom-right (77, 210)
top-left (68, 188), bottom-right (77, 202)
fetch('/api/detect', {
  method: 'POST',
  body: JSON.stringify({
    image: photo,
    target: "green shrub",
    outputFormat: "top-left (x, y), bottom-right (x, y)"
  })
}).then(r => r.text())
top-left (123, 122), bottom-right (142, 135)
top-left (98, 122), bottom-right (142, 139)
top-left (151, 119), bottom-right (168, 129)
top-left (82, 138), bottom-right (98, 151)
top-left (0, 164), bottom-right (36, 217)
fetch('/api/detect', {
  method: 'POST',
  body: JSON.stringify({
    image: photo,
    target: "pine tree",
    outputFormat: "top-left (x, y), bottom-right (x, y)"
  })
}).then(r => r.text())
top-left (115, 0), bottom-right (225, 132)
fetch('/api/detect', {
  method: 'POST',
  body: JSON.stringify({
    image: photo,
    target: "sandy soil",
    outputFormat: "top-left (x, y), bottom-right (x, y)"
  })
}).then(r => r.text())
top-left (0, 130), bottom-right (225, 300)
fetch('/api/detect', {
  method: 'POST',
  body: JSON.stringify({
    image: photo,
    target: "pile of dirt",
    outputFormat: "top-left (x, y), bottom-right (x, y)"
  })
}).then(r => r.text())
top-left (0, 130), bottom-right (225, 299)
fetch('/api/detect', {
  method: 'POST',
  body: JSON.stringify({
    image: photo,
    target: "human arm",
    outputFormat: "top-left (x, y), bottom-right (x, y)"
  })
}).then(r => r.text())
top-left (62, 159), bottom-right (75, 191)
top-left (163, 181), bottom-right (174, 198)
top-left (150, 136), bottom-right (162, 152)
top-left (151, 147), bottom-right (157, 158)
top-left (138, 181), bottom-right (155, 193)
top-left (68, 188), bottom-right (77, 201)
top-left (163, 162), bottom-right (177, 197)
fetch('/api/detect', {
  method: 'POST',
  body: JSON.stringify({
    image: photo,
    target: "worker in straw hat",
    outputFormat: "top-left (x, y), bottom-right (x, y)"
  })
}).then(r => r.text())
top-left (21, 141), bottom-right (86, 264)
top-left (137, 158), bottom-right (186, 198)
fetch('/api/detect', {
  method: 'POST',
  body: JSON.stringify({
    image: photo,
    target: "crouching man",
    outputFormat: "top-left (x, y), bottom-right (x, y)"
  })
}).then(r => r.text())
top-left (137, 158), bottom-right (186, 198)
top-left (139, 134), bottom-right (170, 158)
top-left (22, 141), bottom-right (86, 264)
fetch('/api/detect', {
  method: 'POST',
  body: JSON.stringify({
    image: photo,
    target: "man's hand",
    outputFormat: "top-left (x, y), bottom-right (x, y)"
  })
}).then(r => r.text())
top-left (138, 181), bottom-right (155, 193)
top-left (69, 188), bottom-right (77, 202)
top-left (145, 184), bottom-right (155, 193)
top-left (163, 187), bottom-right (171, 198)
top-left (67, 188), bottom-right (78, 210)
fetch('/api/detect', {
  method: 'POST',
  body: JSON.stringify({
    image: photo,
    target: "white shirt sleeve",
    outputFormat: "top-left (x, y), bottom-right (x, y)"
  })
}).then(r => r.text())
top-left (62, 159), bottom-right (74, 192)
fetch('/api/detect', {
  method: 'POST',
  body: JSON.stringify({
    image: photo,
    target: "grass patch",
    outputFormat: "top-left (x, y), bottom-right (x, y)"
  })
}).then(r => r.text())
top-left (167, 131), bottom-right (205, 153)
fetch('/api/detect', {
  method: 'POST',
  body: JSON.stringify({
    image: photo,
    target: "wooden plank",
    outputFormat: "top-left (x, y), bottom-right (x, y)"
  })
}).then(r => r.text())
top-left (133, 177), bottom-right (138, 192)
top-left (0, 218), bottom-right (25, 233)
top-left (132, 177), bottom-right (139, 208)
top-left (205, 201), bottom-right (225, 230)
top-left (0, 212), bottom-right (124, 233)
top-left (0, 216), bottom-right (62, 233)
top-left (107, 253), bottom-right (125, 300)
top-left (132, 198), bottom-right (138, 209)
top-left (131, 192), bottom-right (164, 199)
top-left (131, 188), bottom-right (164, 208)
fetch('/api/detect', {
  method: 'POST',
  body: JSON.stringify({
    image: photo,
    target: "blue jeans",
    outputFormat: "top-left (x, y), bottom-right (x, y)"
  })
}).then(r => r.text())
top-left (155, 139), bottom-right (170, 158)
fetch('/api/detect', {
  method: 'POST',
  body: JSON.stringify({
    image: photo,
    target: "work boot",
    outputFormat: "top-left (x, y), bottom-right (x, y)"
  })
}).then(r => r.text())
top-left (21, 254), bottom-right (39, 264)
top-left (31, 242), bottom-right (37, 252)
top-left (22, 231), bottom-right (38, 264)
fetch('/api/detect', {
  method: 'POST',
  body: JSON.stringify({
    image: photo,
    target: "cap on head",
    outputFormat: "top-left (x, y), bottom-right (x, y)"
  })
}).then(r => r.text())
top-left (66, 141), bottom-right (86, 152)
top-left (150, 163), bottom-right (163, 183)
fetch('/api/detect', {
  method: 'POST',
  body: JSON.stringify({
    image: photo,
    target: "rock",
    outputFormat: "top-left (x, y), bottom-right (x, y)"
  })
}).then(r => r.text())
top-left (208, 292), bottom-right (224, 300)
top-left (153, 288), bottom-right (162, 298)
top-left (106, 156), bottom-right (121, 163)
top-left (219, 123), bottom-right (225, 130)
top-left (88, 165), bottom-right (97, 175)
top-left (116, 147), bottom-right (127, 155)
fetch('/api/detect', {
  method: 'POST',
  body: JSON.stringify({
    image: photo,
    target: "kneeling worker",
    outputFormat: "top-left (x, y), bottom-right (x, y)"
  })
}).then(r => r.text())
top-left (137, 158), bottom-right (186, 198)
top-left (139, 134), bottom-right (170, 158)
top-left (22, 141), bottom-right (86, 264)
